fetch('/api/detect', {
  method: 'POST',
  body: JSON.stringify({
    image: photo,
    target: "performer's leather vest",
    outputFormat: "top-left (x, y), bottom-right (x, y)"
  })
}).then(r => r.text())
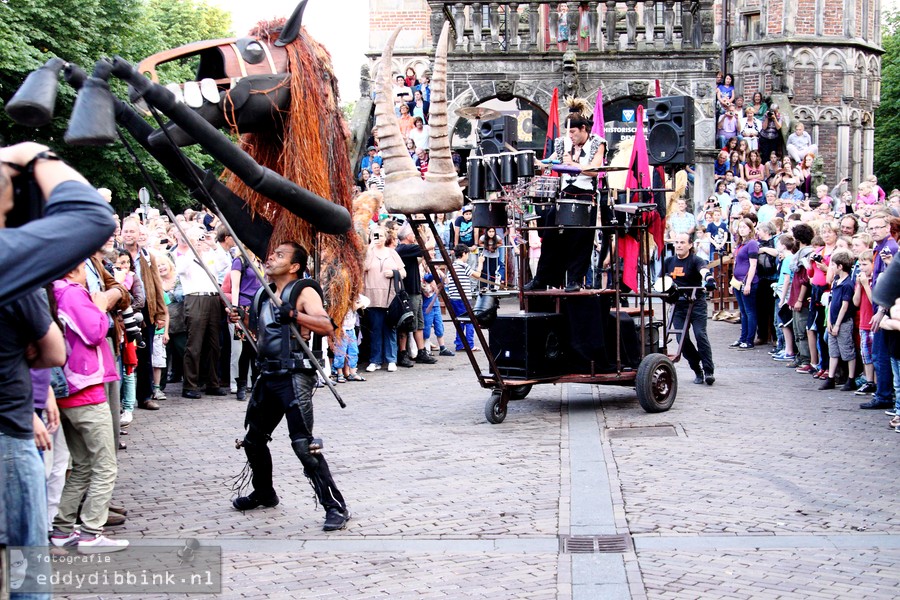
top-left (252, 279), bottom-right (323, 374)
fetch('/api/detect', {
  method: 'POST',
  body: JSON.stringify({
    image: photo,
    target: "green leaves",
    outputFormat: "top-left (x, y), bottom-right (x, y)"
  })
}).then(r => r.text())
top-left (875, 11), bottom-right (900, 190)
top-left (0, 0), bottom-right (232, 213)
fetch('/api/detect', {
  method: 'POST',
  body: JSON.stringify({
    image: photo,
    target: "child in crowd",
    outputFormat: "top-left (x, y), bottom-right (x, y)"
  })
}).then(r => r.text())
top-left (773, 234), bottom-right (796, 362)
top-left (422, 272), bottom-right (454, 357)
top-left (332, 295), bottom-right (367, 383)
top-left (853, 249), bottom-right (877, 394)
top-left (820, 250), bottom-right (857, 390)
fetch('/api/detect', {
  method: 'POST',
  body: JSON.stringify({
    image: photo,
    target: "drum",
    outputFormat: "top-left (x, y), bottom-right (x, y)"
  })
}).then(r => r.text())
top-left (530, 201), bottom-right (554, 223)
top-left (515, 150), bottom-right (535, 178)
top-left (555, 198), bottom-right (594, 227)
top-left (472, 200), bottom-right (508, 228)
top-left (499, 152), bottom-right (517, 185)
top-left (483, 155), bottom-right (502, 192)
top-left (467, 157), bottom-right (485, 200)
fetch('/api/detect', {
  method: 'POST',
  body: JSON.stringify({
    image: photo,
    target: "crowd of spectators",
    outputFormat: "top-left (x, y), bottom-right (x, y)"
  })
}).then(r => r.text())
top-left (685, 80), bottom-right (900, 432)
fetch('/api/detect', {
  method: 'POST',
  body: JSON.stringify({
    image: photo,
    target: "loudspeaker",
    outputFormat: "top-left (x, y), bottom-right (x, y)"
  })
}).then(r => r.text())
top-left (488, 313), bottom-right (564, 379)
top-left (479, 115), bottom-right (518, 155)
top-left (647, 96), bottom-right (694, 165)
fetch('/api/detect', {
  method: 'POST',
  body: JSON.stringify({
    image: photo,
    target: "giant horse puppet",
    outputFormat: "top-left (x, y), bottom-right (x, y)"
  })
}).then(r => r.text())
top-left (6, 0), bottom-right (362, 327)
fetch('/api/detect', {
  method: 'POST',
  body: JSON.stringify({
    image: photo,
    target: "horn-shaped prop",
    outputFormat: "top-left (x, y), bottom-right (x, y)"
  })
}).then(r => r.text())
top-left (6, 57), bottom-right (67, 127)
top-left (375, 23), bottom-right (463, 214)
top-left (65, 60), bottom-right (117, 146)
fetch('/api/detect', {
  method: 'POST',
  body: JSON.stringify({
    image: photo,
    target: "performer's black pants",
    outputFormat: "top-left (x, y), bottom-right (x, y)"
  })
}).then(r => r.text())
top-left (243, 371), bottom-right (345, 512)
top-left (672, 296), bottom-right (714, 376)
top-left (534, 203), bottom-right (596, 288)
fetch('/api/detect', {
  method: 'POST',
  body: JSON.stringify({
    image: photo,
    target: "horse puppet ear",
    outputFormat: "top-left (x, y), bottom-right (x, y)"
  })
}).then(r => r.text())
top-left (375, 22), bottom-right (463, 215)
top-left (275, 0), bottom-right (309, 47)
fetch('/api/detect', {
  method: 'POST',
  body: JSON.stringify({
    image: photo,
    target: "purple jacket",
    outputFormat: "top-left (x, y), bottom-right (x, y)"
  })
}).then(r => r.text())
top-left (52, 279), bottom-right (119, 396)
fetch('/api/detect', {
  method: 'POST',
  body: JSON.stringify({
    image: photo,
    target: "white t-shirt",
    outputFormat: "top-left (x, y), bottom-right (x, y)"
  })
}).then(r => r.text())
top-left (409, 125), bottom-right (431, 151)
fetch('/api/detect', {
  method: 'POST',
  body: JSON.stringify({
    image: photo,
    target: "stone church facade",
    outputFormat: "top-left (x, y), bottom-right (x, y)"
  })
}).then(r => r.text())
top-left (364, 1), bottom-right (883, 202)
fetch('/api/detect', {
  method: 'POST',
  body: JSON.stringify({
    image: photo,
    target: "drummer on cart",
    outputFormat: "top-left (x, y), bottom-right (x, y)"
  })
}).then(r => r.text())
top-left (524, 99), bottom-right (606, 293)
top-left (661, 232), bottom-right (717, 386)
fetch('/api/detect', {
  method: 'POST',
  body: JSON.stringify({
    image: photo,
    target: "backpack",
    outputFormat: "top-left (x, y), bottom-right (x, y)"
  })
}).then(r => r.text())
top-left (386, 270), bottom-right (415, 331)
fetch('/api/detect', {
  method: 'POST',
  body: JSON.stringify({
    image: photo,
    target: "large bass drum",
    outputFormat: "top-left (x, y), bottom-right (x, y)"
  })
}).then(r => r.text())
top-left (555, 198), bottom-right (595, 227)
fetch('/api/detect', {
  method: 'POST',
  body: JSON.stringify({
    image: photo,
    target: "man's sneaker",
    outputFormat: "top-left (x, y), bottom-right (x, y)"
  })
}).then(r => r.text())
top-left (151, 387), bottom-right (167, 401)
top-left (736, 342), bottom-right (754, 350)
top-left (859, 399), bottom-right (894, 410)
top-left (774, 353), bottom-right (796, 362)
top-left (232, 491), bottom-right (279, 511)
top-left (795, 364), bottom-right (815, 374)
top-left (120, 410), bottom-right (133, 426)
top-left (771, 350), bottom-right (785, 359)
top-left (855, 381), bottom-right (877, 395)
top-left (78, 534), bottom-right (129, 554)
top-left (439, 348), bottom-right (455, 357)
top-left (705, 373), bottom-right (716, 386)
top-left (729, 340), bottom-right (742, 348)
top-left (397, 353), bottom-right (415, 368)
top-left (818, 377), bottom-right (835, 390)
top-left (387, 362), bottom-right (398, 372)
top-left (885, 410), bottom-right (899, 417)
top-left (365, 363), bottom-right (380, 373)
top-left (415, 352), bottom-right (437, 364)
top-left (50, 530), bottom-right (79, 548)
top-left (692, 371), bottom-right (705, 385)
top-left (322, 507), bottom-right (350, 531)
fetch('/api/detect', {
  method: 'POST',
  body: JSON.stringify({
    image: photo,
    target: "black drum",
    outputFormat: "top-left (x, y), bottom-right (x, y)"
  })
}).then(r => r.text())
top-left (555, 199), bottom-right (594, 227)
top-left (516, 151), bottom-right (535, 178)
top-left (499, 152), bottom-right (517, 185)
top-left (530, 201), bottom-right (554, 224)
top-left (473, 200), bottom-right (508, 228)
top-left (483, 155), bottom-right (502, 192)
top-left (467, 157), bottom-right (485, 200)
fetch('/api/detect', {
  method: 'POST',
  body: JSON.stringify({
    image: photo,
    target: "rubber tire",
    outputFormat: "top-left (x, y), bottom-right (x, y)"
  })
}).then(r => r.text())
top-left (509, 384), bottom-right (533, 400)
top-left (635, 353), bottom-right (677, 413)
top-left (485, 391), bottom-right (507, 424)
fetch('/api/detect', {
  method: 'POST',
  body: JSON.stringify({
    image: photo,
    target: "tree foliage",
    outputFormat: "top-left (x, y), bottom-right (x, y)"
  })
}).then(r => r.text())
top-left (0, 0), bottom-right (232, 214)
top-left (875, 11), bottom-right (900, 191)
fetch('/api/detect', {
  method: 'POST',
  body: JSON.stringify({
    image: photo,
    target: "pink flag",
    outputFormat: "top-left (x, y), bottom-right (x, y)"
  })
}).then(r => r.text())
top-left (591, 88), bottom-right (605, 138)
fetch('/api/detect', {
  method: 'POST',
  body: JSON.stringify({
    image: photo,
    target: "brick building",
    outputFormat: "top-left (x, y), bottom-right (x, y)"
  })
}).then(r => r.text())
top-left (364, 1), bottom-right (883, 202)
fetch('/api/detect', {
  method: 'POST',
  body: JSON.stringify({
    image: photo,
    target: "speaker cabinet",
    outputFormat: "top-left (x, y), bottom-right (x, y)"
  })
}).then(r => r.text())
top-left (647, 96), bottom-right (694, 165)
top-left (488, 313), bottom-right (564, 380)
top-left (479, 115), bottom-right (518, 155)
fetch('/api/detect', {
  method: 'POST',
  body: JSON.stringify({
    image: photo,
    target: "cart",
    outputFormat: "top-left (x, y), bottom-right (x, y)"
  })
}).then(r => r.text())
top-left (407, 191), bottom-right (703, 424)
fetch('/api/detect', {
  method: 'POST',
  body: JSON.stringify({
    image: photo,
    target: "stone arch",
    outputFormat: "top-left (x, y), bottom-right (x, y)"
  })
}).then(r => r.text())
top-left (820, 107), bottom-right (843, 123)
top-left (793, 48), bottom-right (817, 68)
top-left (794, 106), bottom-right (816, 122)
top-left (821, 50), bottom-right (848, 71)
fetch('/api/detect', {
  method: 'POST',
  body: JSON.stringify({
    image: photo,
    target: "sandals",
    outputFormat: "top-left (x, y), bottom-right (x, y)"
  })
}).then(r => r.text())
top-left (336, 375), bottom-right (347, 383)
top-left (346, 373), bottom-right (366, 382)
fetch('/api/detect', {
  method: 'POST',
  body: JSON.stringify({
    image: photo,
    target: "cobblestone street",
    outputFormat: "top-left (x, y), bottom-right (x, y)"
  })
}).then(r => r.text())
top-left (58, 316), bottom-right (900, 599)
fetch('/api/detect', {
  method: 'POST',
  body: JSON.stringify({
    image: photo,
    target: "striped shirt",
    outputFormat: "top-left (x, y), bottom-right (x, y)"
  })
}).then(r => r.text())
top-left (445, 259), bottom-right (474, 300)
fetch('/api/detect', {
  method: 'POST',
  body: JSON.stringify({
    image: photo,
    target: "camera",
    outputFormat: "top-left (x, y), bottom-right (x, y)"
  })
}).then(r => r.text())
top-left (4, 168), bottom-right (45, 228)
top-left (766, 111), bottom-right (774, 118)
top-left (811, 253), bottom-right (824, 263)
top-left (121, 306), bottom-right (145, 348)
top-left (372, 231), bottom-right (381, 241)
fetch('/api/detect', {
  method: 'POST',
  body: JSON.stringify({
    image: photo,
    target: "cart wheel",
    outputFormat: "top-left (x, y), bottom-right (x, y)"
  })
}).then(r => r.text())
top-left (636, 353), bottom-right (677, 413)
top-left (485, 390), bottom-right (508, 424)
top-left (509, 384), bottom-right (533, 400)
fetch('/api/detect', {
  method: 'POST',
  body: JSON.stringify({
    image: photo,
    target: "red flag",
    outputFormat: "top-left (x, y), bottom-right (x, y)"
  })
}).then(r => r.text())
top-left (618, 104), bottom-right (665, 292)
top-left (655, 79), bottom-right (661, 98)
top-left (543, 87), bottom-right (560, 160)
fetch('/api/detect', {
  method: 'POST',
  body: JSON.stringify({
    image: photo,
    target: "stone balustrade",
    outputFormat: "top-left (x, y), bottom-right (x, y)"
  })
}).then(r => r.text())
top-left (428, 1), bottom-right (715, 54)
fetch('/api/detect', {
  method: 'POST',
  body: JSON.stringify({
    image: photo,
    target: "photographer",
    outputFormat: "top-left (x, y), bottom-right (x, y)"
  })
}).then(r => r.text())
top-left (759, 104), bottom-right (784, 161)
top-left (716, 109), bottom-right (739, 150)
top-left (0, 142), bottom-right (116, 306)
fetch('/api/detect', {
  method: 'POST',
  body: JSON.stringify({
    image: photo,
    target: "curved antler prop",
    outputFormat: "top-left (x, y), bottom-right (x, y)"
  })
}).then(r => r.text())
top-left (375, 22), bottom-right (463, 214)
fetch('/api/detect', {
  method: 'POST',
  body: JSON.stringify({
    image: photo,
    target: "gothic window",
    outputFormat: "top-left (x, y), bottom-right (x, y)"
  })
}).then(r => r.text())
top-left (743, 12), bottom-right (761, 42)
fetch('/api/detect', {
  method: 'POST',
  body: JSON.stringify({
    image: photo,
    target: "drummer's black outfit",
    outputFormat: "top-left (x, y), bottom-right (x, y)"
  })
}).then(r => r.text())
top-left (530, 134), bottom-right (605, 290)
top-left (233, 279), bottom-right (349, 529)
top-left (663, 253), bottom-right (715, 381)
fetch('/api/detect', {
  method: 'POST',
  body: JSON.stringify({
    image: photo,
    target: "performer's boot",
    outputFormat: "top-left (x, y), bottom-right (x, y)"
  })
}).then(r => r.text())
top-left (291, 439), bottom-right (349, 531)
top-left (233, 436), bottom-right (279, 510)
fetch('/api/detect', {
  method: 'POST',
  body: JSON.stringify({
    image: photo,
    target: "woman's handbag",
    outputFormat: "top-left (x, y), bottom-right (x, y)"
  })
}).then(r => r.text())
top-left (386, 271), bottom-right (415, 331)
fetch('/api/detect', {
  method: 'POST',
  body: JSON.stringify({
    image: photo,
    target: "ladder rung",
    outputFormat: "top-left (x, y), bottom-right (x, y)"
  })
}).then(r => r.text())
top-left (455, 317), bottom-right (472, 324)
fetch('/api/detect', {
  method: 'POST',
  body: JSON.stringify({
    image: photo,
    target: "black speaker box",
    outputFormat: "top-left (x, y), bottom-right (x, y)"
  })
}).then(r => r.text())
top-left (488, 313), bottom-right (564, 379)
top-left (479, 115), bottom-right (518, 155)
top-left (647, 96), bottom-right (694, 165)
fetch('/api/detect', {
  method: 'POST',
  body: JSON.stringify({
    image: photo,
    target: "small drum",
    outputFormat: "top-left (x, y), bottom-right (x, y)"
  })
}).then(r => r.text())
top-left (515, 150), bottom-right (535, 178)
top-left (530, 201), bottom-right (554, 223)
top-left (555, 198), bottom-right (594, 227)
top-left (467, 157), bottom-right (485, 200)
top-left (526, 176), bottom-right (559, 200)
top-left (483, 155), bottom-right (502, 192)
top-left (499, 152), bottom-right (517, 185)
top-left (472, 200), bottom-right (508, 228)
